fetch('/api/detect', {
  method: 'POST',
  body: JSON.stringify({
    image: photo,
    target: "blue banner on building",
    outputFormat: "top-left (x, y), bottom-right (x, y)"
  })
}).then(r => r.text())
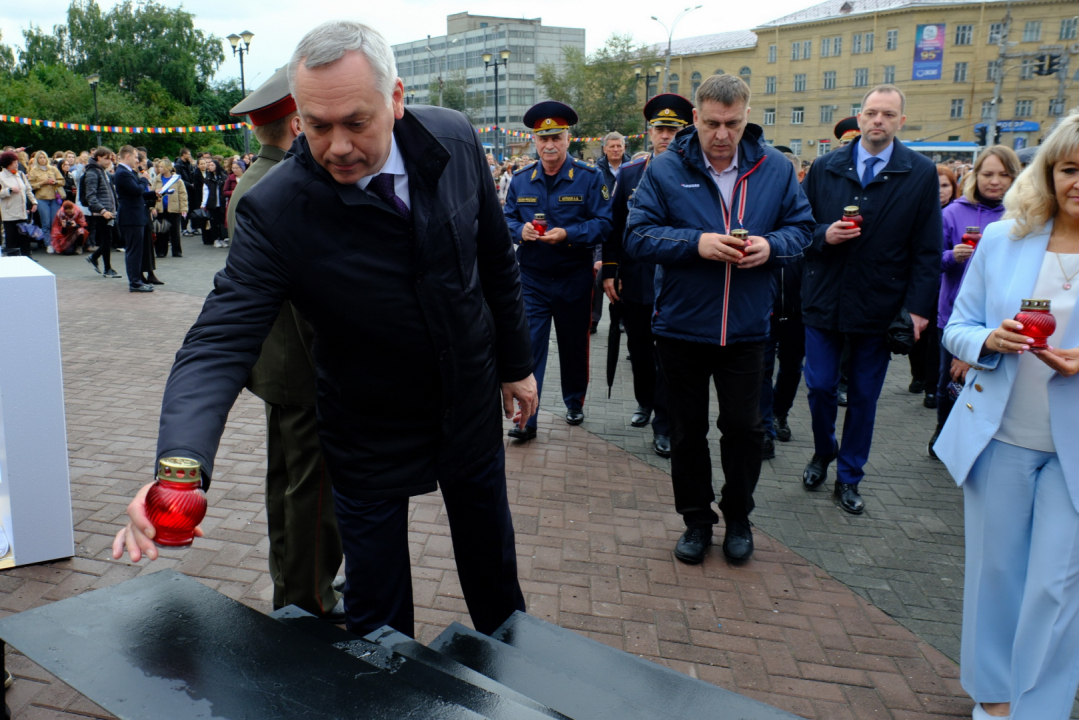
top-left (912, 24), bottom-right (945, 80)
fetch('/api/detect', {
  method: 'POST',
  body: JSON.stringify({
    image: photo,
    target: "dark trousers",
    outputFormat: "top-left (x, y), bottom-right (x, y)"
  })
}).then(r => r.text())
top-left (265, 403), bottom-right (342, 616)
top-left (2, 220), bottom-right (30, 257)
top-left (909, 307), bottom-right (940, 395)
top-left (333, 446), bottom-right (525, 638)
top-left (620, 300), bottom-right (669, 436)
top-left (521, 268), bottom-right (593, 429)
top-left (657, 337), bottom-right (765, 528)
top-left (202, 207), bottom-right (224, 245)
top-left (761, 314), bottom-right (806, 438)
top-left (120, 225), bottom-right (146, 287)
top-left (936, 326), bottom-right (956, 426)
top-left (154, 212), bottom-right (183, 257)
top-left (591, 271), bottom-right (603, 324)
top-left (141, 225), bottom-right (156, 275)
top-left (89, 216), bottom-right (115, 271)
top-left (804, 327), bottom-right (891, 485)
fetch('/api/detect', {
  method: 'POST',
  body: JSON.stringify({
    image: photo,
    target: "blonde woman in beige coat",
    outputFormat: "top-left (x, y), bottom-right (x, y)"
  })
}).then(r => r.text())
top-left (27, 150), bottom-right (64, 234)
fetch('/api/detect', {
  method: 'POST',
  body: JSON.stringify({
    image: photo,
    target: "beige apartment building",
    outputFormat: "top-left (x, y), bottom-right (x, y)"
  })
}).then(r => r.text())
top-left (647, 0), bottom-right (1078, 157)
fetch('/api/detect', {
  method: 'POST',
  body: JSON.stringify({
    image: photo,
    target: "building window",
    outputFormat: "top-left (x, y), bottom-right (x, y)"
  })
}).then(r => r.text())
top-left (820, 105), bottom-right (834, 124)
top-left (883, 65), bottom-right (895, 83)
top-left (833, 36), bottom-right (843, 55)
top-left (852, 33), bottom-right (862, 54)
top-left (692, 71), bottom-right (702, 95)
top-left (987, 60), bottom-right (1000, 81)
top-left (792, 42), bottom-right (800, 60)
top-left (646, 74), bottom-right (658, 100)
top-left (1062, 17), bottom-right (1079, 40)
top-left (851, 103), bottom-right (862, 116)
top-left (764, 108), bottom-right (776, 125)
top-left (792, 107), bottom-right (805, 124)
top-left (794, 73), bottom-right (807, 92)
top-left (1020, 57), bottom-right (1035, 80)
top-left (981, 100), bottom-right (993, 119)
top-left (669, 73), bottom-right (679, 94)
top-left (739, 67), bottom-right (752, 85)
top-left (714, 68), bottom-right (725, 75)
top-left (823, 70), bottom-right (836, 90)
top-left (768, 44), bottom-right (777, 63)
top-left (766, 76), bottom-right (777, 94)
top-left (1023, 21), bottom-right (1042, 42)
top-left (950, 99), bottom-right (964, 119)
top-left (1049, 97), bottom-right (1066, 116)
top-left (954, 62), bottom-right (968, 82)
top-left (821, 37), bottom-right (831, 57)
top-left (864, 32), bottom-right (874, 52)
top-left (989, 23), bottom-right (1004, 43)
top-left (802, 40), bottom-right (812, 59)
top-left (1015, 99), bottom-right (1033, 117)
top-left (790, 139), bottom-right (803, 156)
top-left (886, 29), bottom-right (898, 50)
top-left (817, 140), bottom-right (830, 156)
top-left (854, 68), bottom-right (869, 87)
top-left (955, 24), bottom-right (973, 45)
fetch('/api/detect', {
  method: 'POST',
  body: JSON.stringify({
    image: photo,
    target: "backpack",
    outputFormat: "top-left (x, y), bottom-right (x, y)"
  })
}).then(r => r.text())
top-left (78, 167), bottom-right (91, 205)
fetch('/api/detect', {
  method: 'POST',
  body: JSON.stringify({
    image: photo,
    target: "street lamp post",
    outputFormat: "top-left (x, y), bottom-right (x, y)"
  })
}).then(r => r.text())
top-left (226, 31), bottom-right (255, 154)
top-left (483, 49), bottom-right (511, 162)
top-left (425, 36), bottom-right (460, 107)
top-left (86, 73), bottom-right (101, 146)
top-left (652, 6), bottom-right (702, 93)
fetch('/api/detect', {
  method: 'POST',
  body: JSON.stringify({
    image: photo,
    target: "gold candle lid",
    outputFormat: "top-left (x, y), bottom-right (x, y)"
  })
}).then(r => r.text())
top-left (965, 226), bottom-right (981, 233)
top-left (533, 213), bottom-right (546, 220)
top-left (731, 229), bottom-right (749, 239)
top-left (1020, 299), bottom-right (1051, 312)
top-left (843, 206), bottom-right (860, 215)
top-left (158, 457), bottom-right (201, 483)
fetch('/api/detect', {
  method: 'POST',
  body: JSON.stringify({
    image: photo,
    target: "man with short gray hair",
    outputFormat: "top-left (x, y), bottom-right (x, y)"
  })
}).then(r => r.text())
top-left (113, 19), bottom-right (538, 639)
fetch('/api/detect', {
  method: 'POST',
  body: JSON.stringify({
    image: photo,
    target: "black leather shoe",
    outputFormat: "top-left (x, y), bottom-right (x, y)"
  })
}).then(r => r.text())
top-left (589, 322), bottom-right (598, 335)
top-left (508, 425), bottom-right (537, 441)
top-left (565, 409), bottom-right (584, 425)
top-left (762, 435), bottom-right (776, 460)
top-left (674, 526), bottom-right (712, 564)
top-left (86, 255), bottom-right (100, 273)
top-left (146, 275), bottom-right (164, 285)
top-left (927, 423), bottom-right (942, 460)
top-left (129, 284), bottom-right (154, 293)
top-left (323, 596), bottom-right (346, 624)
top-left (837, 387), bottom-right (848, 406)
top-left (908, 379), bottom-right (925, 394)
top-left (775, 415), bottom-right (792, 442)
top-left (834, 481), bottom-right (865, 515)
top-left (923, 393), bottom-right (938, 409)
top-left (653, 434), bottom-right (671, 458)
top-left (802, 451), bottom-right (836, 490)
top-left (722, 517), bottom-right (754, 564)
top-left (630, 406), bottom-right (652, 427)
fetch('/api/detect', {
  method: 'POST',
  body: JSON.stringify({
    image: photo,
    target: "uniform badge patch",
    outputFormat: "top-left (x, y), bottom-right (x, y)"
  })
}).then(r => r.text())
top-left (569, 167), bottom-right (574, 180)
top-left (602, 184), bottom-right (610, 201)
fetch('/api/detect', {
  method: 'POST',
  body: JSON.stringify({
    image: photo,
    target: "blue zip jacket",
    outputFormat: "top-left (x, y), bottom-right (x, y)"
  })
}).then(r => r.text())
top-left (624, 123), bottom-right (814, 346)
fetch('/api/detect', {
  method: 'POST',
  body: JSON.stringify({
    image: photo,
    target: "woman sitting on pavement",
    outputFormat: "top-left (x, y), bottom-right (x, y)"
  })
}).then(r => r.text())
top-left (936, 110), bottom-right (1079, 720)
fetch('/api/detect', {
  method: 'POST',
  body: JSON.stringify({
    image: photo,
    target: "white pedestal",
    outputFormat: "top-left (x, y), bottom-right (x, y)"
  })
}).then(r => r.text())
top-left (0, 257), bottom-right (75, 568)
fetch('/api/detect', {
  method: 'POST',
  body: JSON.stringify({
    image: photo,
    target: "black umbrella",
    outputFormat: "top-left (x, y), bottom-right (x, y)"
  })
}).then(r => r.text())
top-left (606, 301), bottom-right (622, 398)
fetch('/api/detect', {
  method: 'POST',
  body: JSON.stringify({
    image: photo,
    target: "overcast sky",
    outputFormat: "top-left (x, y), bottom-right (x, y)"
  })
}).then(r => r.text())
top-left (1, 0), bottom-right (816, 92)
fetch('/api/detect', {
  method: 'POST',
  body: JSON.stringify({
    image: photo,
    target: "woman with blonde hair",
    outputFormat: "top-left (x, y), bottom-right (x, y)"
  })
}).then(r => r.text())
top-left (936, 111), bottom-right (1079, 719)
top-left (27, 149), bottom-right (65, 234)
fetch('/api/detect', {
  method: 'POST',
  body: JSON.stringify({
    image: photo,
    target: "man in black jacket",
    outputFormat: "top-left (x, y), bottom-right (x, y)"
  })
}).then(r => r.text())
top-left (84, 147), bottom-right (121, 279)
top-left (174, 149), bottom-right (198, 236)
top-left (113, 20), bottom-right (537, 639)
top-left (113, 145), bottom-right (157, 293)
top-left (799, 85), bottom-right (942, 515)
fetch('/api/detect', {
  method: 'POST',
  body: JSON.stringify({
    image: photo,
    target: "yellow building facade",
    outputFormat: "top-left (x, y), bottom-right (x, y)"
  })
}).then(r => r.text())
top-left (654, 0), bottom-right (1077, 157)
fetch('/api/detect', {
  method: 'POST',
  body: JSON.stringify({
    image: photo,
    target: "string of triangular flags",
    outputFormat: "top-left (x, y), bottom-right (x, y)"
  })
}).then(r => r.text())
top-left (0, 114), bottom-right (251, 134)
top-left (475, 125), bottom-right (646, 142)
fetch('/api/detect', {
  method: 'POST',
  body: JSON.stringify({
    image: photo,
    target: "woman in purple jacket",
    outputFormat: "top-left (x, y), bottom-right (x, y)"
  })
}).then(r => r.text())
top-left (928, 145), bottom-right (1020, 458)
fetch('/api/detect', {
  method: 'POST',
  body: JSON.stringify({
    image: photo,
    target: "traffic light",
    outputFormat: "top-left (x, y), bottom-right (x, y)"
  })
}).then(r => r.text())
top-left (975, 126), bottom-right (987, 145)
top-left (1034, 54), bottom-right (1062, 76)
top-left (993, 127), bottom-right (1002, 145)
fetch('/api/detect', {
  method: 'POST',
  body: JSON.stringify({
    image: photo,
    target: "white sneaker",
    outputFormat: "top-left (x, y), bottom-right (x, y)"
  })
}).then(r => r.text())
top-left (213, 240), bottom-right (223, 248)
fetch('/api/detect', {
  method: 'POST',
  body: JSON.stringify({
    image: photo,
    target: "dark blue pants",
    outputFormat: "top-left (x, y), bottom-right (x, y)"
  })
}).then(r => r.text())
top-left (520, 268), bottom-right (593, 429)
top-left (936, 326), bottom-right (956, 426)
top-left (332, 447), bottom-right (525, 638)
top-left (621, 300), bottom-right (669, 436)
top-left (760, 314), bottom-right (806, 439)
top-left (120, 225), bottom-right (145, 288)
top-left (804, 327), bottom-right (891, 485)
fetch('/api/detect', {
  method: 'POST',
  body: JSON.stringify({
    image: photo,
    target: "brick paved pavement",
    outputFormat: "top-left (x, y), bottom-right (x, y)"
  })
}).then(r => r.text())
top-left (0, 251), bottom-right (997, 718)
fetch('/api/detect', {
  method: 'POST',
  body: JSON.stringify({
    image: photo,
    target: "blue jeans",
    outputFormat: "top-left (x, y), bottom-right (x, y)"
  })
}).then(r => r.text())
top-left (36, 198), bottom-right (61, 237)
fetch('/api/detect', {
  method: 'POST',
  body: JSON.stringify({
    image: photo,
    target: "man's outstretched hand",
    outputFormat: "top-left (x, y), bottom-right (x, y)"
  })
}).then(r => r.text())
top-left (111, 481), bottom-right (204, 563)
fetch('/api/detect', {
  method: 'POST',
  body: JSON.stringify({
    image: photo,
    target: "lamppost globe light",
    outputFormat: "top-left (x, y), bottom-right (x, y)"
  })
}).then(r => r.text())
top-left (632, 63), bottom-right (642, 76)
top-left (500, 48), bottom-right (510, 61)
top-left (482, 52), bottom-right (493, 64)
top-left (226, 33), bottom-right (241, 49)
top-left (86, 73), bottom-right (100, 86)
top-left (652, 62), bottom-right (663, 74)
top-left (228, 30), bottom-right (253, 153)
top-left (240, 30), bottom-right (254, 47)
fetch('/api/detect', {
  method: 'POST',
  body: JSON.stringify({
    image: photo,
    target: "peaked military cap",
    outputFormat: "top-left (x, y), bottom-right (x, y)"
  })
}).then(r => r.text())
top-left (230, 66), bottom-right (296, 126)
top-left (833, 116), bottom-right (860, 142)
top-left (524, 101), bottom-right (577, 136)
top-left (644, 93), bottom-right (693, 128)
top-left (773, 145), bottom-right (794, 154)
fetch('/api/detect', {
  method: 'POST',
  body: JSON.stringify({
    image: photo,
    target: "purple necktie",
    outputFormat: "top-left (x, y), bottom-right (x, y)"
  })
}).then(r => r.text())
top-left (368, 173), bottom-right (411, 221)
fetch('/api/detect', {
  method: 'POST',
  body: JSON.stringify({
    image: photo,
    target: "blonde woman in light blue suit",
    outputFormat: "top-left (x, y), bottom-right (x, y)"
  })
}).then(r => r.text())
top-left (938, 110), bottom-right (1079, 720)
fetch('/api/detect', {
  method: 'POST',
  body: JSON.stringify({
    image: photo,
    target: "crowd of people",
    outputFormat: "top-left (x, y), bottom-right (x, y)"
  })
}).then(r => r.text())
top-left (0, 143), bottom-right (255, 289)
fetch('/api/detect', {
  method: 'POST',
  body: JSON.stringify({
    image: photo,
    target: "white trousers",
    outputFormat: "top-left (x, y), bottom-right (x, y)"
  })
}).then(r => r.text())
top-left (962, 439), bottom-right (1079, 719)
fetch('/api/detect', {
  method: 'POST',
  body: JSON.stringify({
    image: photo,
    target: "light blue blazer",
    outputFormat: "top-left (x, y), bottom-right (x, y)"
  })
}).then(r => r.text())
top-left (938, 219), bottom-right (1079, 511)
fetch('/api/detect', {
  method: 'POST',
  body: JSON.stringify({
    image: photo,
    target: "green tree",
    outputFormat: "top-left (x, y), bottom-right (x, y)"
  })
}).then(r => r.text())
top-left (430, 71), bottom-right (485, 123)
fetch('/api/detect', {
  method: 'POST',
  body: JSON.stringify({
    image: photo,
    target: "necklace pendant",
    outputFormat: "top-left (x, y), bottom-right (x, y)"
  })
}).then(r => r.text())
top-left (1066, 283), bottom-right (1072, 290)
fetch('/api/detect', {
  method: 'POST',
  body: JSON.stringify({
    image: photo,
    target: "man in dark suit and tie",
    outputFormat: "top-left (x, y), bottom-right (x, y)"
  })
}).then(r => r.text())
top-left (113, 20), bottom-right (538, 639)
top-left (113, 145), bottom-right (156, 293)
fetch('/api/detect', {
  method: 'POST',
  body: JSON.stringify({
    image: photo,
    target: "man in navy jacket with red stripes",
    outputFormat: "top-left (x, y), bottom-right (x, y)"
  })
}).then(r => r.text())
top-left (625, 74), bottom-right (814, 566)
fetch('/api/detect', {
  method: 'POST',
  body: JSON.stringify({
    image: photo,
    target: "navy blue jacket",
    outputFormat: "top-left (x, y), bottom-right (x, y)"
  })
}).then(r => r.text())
top-left (624, 124), bottom-right (815, 346)
top-left (601, 156), bottom-right (656, 305)
top-left (595, 152), bottom-right (631, 194)
top-left (114, 164), bottom-right (153, 227)
top-left (504, 155), bottom-right (613, 277)
top-left (800, 139), bottom-right (942, 334)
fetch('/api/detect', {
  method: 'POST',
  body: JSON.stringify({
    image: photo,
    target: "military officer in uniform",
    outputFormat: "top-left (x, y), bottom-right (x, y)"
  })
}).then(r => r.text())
top-left (503, 101), bottom-right (613, 441)
top-left (228, 67), bottom-right (344, 621)
top-left (601, 94), bottom-right (695, 458)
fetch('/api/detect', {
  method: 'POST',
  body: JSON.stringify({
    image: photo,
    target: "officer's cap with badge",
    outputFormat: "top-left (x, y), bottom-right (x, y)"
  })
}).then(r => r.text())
top-left (230, 65), bottom-right (296, 126)
top-left (644, 93), bottom-right (694, 128)
top-left (524, 100), bottom-right (578, 136)
top-left (833, 116), bottom-right (860, 144)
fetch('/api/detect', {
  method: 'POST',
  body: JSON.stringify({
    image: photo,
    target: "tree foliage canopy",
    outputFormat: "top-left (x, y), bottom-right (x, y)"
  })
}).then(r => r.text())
top-left (430, 71), bottom-right (485, 124)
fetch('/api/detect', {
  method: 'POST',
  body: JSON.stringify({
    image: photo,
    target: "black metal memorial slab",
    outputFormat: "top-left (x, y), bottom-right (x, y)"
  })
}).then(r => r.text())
top-left (431, 612), bottom-right (801, 720)
top-left (0, 569), bottom-right (483, 720)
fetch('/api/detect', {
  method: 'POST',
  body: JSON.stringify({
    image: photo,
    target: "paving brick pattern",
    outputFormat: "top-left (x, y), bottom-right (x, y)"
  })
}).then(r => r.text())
top-left (0, 249), bottom-right (997, 718)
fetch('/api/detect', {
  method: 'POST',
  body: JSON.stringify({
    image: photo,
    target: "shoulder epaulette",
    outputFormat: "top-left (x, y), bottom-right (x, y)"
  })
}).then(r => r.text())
top-left (622, 157), bottom-right (647, 169)
top-left (572, 159), bottom-right (597, 172)
top-left (514, 162), bottom-right (537, 176)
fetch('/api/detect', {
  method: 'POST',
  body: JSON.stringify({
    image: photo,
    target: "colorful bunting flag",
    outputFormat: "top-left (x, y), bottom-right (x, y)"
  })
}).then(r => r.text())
top-left (0, 113), bottom-right (251, 134)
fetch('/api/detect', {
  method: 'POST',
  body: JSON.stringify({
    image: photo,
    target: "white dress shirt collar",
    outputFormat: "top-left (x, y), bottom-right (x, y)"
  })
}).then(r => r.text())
top-left (357, 134), bottom-right (410, 210)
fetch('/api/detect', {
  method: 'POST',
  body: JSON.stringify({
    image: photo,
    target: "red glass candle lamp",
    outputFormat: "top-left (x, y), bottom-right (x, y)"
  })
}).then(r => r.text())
top-left (842, 206), bottom-right (862, 228)
top-left (731, 228), bottom-right (751, 256)
top-left (146, 457), bottom-right (207, 547)
top-left (962, 226), bottom-right (982, 247)
top-left (1014, 299), bottom-right (1056, 350)
top-left (532, 213), bottom-right (547, 236)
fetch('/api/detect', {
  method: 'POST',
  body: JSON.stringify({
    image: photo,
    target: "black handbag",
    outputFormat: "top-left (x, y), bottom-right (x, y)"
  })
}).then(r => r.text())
top-left (885, 308), bottom-right (916, 355)
top-left (189, 208), bottom-right (209, 223)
